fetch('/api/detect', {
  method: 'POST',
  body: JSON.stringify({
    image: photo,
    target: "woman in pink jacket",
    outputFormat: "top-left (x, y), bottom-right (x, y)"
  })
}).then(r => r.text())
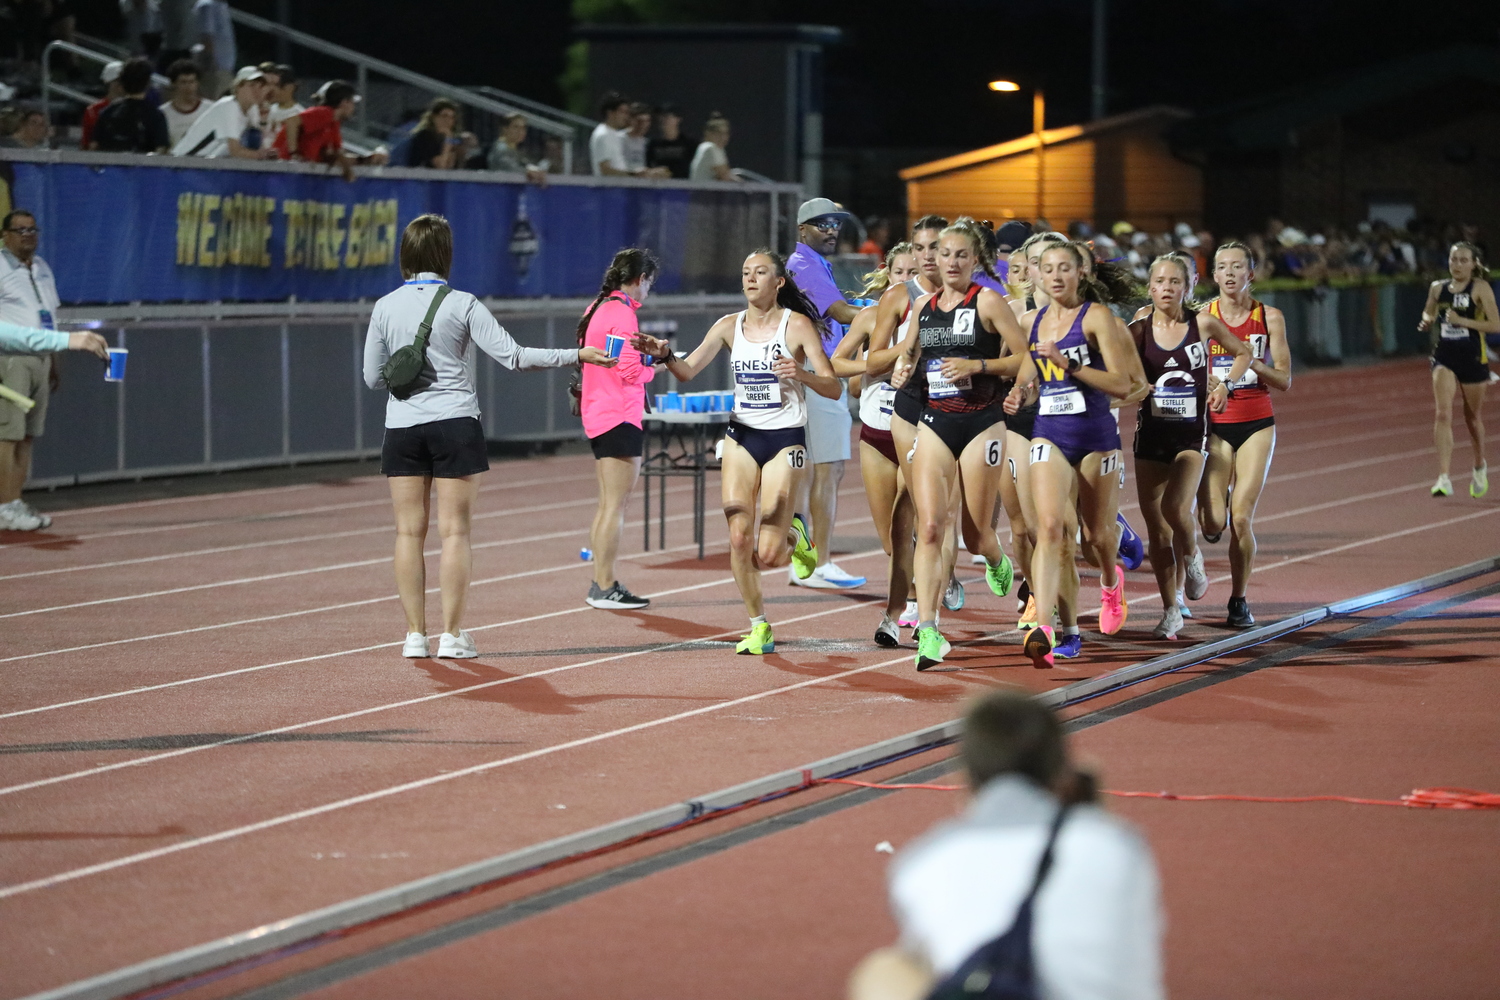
top-left (580, 248), bottom-right (660, 609)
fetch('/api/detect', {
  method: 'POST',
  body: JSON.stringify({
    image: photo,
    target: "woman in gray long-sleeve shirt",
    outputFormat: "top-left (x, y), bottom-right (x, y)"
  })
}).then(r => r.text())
top-left (363, 214), bottom-right (615, 659)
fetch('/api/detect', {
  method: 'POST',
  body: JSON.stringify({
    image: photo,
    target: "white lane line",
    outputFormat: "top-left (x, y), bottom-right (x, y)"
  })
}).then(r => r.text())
top-left (0, 471), bottom-right (603, 549)
top-left (0, 554), bottom-right (889, 798)
top-left (5, 504), bottom-right (1496, 898)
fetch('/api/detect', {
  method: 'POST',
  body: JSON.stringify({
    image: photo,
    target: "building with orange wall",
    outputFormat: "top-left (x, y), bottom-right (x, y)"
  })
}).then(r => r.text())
top-left (898, 106), bottom-right (1202, 235)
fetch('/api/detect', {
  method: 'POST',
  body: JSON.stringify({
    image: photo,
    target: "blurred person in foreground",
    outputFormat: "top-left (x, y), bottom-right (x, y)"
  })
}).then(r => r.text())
top-left (273, 80), bottom-right (387, 181)
top-left (690, 113), bottom-right (742, 183)
top-left (849, 690), bottom-right (1164, 1000)
top-left (91, 57), bottom-right (169, 152)
top-left (158, 58), bottom-right (206, 148)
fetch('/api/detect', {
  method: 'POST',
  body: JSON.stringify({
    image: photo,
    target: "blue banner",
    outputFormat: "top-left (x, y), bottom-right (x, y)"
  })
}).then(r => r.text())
top-left (8, 161), bottom-right (767, 304)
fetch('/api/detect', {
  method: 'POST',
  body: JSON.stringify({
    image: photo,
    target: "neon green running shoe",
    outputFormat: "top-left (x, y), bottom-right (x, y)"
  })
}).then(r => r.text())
top-left (790, 513), bottom-right (817, 580)
top-left (1471, 464), bottom-right (1489, 498)
top-left (914, 626), bottom-right (951, 671)
top-left (985, 552), bottom-right (1014, 598)
top-left (736, 621), bottom-right (774, 655)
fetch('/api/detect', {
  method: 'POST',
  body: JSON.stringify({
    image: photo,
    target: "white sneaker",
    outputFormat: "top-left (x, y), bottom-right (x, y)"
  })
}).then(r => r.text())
top-left (0, 499), bottom-right (43, 531)
top-left (897, 600), bottom-right (919, 629)
top-left (1184, 550), bottom-right (1208, 601)
top-left (1153, 606), bottom-right (1184, 640)
top-left (874, 615), bottom-right (900, 648)
top-left (1432, 474), bottom-right (1453, 497)
top-left (402, 632), bottom-right (429, 658)
top-left (436, 630), bottom-right (478, 658)
top-left (19, 500), bottom-right (51, 529)
top-left (796, 562), bottom-right (867, 589)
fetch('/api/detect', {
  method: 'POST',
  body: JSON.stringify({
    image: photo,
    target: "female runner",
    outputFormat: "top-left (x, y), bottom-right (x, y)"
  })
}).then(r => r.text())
top-left (1419, 241), bottom-right (1496, 498)
top-left (1010, 242), bottom-right (1146, 668)
top-left (632, 250), bottom-right (841, 655)
top-left (1129, 255), bottom-right (1249, 639)
top-left (895, 217), bottom-right (1022, 670)
top-left (830, 243), bottom-right (921, 646)
top-left (1197, 241), bottom-right (1291, 628)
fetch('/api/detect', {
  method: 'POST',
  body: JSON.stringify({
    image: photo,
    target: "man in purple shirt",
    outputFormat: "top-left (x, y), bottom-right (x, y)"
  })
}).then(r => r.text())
top-left (785, 198), bottom-right (865, 589)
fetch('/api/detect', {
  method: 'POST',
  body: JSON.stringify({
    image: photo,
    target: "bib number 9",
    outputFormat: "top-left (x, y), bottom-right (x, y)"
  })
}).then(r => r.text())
top-left (787, 447), bottom-right (807, 469)
top-left (984, 439), bottom-right (1002, 467)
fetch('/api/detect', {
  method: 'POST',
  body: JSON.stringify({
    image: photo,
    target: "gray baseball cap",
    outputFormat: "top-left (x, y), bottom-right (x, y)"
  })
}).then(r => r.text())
top-left (797, 197), bottom-right (851, 225)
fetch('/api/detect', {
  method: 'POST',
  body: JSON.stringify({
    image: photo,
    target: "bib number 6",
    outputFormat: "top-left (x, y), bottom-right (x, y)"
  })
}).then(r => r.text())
top-left (984, 439), bottom-right (1003, 467)
top-left (787, 447), bottom-right (807, 470)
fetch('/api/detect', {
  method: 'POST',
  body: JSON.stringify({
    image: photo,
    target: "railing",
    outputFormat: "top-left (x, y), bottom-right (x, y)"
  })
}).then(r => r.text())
top-left (39, 39), bottom-right (172, 125)
top-left (226, 8), bottom-right (579, 174)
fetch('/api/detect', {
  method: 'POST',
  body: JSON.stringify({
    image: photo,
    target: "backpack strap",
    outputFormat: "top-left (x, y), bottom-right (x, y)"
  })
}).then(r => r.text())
top-left (412, 284), bottom-right (451, 356)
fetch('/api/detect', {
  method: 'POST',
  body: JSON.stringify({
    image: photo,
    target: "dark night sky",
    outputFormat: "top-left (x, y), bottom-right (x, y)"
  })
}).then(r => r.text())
top-left (89, 1), bottom-right (1500, 148)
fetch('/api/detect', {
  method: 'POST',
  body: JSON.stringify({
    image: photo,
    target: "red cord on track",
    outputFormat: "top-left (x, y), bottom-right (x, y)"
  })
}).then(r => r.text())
top-left (815, 778), bottom-right (1500, 810)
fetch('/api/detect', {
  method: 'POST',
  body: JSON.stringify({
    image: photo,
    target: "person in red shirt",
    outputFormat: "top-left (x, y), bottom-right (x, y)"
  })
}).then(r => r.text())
top-left (272, 80), bottom-right (387, 180)
top-left (79, 60), bottom-right (124, 150)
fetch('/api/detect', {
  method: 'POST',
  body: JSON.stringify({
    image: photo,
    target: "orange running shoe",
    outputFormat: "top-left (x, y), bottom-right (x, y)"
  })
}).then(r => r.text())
top-left (1023, 625), bottom-right (1055, 668)
top-left (1099, 566), bottom-right (1128, 635)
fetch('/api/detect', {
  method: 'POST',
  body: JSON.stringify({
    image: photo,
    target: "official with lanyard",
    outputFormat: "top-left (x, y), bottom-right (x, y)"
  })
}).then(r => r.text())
top-left (0, 209), bottom-right (62, 532)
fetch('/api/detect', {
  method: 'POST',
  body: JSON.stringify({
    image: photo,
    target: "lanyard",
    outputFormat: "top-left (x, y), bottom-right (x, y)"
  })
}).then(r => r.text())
top-left (405, 279), bottom-right (446, 285)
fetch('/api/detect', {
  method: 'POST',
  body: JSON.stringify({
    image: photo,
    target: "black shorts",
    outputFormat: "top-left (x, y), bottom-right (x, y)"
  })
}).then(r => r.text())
top-left (589, 421), bottom-right (644, 459)
top-left (1431, 342), bottom-right (1490, 384)
top-left (1005, 400), bottom-right (1038, 440)
top-left (381, 417), bottom-right (490, 478)
top-left (919, 405), bottom-right (1005, 460)
top-left (1134, 420), bottom-right (1207, 465)
top-left (726, 422), bottom-right (806, 468)
top-left (1209, 416), bottom-right (1275, 452)
top-left (893, 386), bottom-right (924, 426)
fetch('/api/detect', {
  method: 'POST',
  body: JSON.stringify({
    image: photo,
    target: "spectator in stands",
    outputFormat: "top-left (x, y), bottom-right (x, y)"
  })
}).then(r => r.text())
top-left (589, 92), bottom-right (632, 176)
top-left (158, 57), bottom-right (205, 147)
top-left (272, 80), bottom-right (386, 181)
top-left (92, 57), bottom-right (169, 153)
top-left (80, 61), bottom-right (125, 151)
top-left (120, 0), bottom-right (162, 57)
top-left (621, 102), bottom-right (650, 173)
top-left (0, 208), bottom-right (63, 532)
top-left (172, 65), bottom-right (272, 158)
top-left (155, 0), bottom-right (194, 69)
top-left (486, 114), bottom-right (546, 183)
top-left (0, 109), bottom-right (49, 149)
top-left (857, 216), bottom-right (889, 256)
top-left (405, 98), bottom-right (477, 170)
top-left (647, 103), bottom-right (693, 179)
top-left (263, 62), bottom-right (301, 131)
top-left (690, 113), bottom-right (741, 183)
top-left (848, 691), bottom-right (1165, 1000)
top-left (190, 0), bottom-right (234, 98)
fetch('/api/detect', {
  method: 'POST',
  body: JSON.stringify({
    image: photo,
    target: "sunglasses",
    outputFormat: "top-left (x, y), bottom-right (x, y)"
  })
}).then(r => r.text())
top-left (804, 218), bottom-right (842, 233)
top-left (6, 226), bottom-right (38, 235)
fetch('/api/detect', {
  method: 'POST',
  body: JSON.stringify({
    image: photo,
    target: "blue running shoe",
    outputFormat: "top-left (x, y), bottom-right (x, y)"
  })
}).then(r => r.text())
top-left (1054, 633), bottom-right (1083, 659)
top-left (1116, 513), bottom-right (1144, 571)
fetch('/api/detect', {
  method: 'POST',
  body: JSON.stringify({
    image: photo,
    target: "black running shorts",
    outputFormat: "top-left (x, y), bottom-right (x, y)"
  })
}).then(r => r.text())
top-left (381, 416), bottom-right (490, 478)
top-left (589, 421), bottom-right (645, 460)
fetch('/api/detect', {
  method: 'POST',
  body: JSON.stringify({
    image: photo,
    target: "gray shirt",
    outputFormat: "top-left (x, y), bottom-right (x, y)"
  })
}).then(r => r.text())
top-left (363, 274), bottom-right (579, 428)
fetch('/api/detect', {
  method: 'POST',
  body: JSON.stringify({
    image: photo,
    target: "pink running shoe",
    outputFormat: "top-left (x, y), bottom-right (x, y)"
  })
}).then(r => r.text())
top-left (1023, 625), bottom-right (1055, 669)
top-left (1099, 566), bottom-right (1128, 635)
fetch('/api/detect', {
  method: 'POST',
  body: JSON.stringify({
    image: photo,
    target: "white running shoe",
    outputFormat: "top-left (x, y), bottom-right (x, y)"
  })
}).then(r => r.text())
top-left (943, 575), bottom-right (965, 611)
top-left (1184, 550), bottom-right (1208, 601)
top-left (1471, 464), bottom-right (1489, 499)
top-left (436, 630), bottom-right (478, 658)
top-left (0, 499), bottom-right (43, 531)
top-left (1153, 606), bottom-right (1184, 640)
top-left (19, 500), bottom-right (51, 528)
top-left (1432, 474), bottom-right (1453, 497)
top-left (402, 632), bottom-right (429, 658)
top-left (796, 562), bottom-right (866, 589)
top-left (897, 600), bottom-right (919, 629)
top-left (874, 615), bottom-right (900, 648)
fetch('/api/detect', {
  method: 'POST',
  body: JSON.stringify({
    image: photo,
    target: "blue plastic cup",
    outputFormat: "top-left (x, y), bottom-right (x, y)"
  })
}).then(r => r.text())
top-left (707, 393), bottom-right (722, 412)
top-left (665, 392), bottom-right (682, 410)
top-left (721, 391), bottom-right (735, 410)
top-left (605, 334), bottom-right (626, 359)
top-left (105, 348), bottom-right (128, 382)
top-left (655, 394), bottom-right (667, 410)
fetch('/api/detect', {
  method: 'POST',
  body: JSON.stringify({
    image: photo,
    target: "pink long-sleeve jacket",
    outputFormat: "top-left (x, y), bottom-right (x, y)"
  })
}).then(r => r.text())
top-left (580, 292), bottom-right (655, 439)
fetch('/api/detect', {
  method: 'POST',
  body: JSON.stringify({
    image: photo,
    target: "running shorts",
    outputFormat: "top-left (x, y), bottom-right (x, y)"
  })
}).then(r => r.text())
top-left (381, 416), bottom-right (490, 478)
top-left (1210, 416), bottom-right (1275, 451)
top-left (589, 421), bottom-right (644, 460)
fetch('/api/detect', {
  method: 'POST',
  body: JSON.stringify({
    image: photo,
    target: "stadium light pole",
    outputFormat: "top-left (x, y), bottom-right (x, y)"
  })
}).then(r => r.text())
top-left (990, 80), bottom-right (1045, 222)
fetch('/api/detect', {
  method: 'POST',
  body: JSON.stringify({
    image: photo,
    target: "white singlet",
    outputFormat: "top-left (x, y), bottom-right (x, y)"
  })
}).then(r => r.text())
top-left (859, 379), bottom-right (896, 431)
top-left (731, 307), bottom-right (805, 430)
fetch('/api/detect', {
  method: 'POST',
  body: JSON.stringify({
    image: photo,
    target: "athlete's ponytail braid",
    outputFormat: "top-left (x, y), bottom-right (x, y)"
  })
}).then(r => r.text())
top-left (940, 216), bottom-right (1000, 281)
top-left (747, 248), bottom-right (829, 340)
top-left (576, 247), bottom-right (661, 345)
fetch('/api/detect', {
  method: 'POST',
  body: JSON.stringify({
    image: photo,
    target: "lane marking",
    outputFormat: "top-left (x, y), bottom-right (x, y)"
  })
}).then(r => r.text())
top-left (6, 504), bottom-right (1498, 897)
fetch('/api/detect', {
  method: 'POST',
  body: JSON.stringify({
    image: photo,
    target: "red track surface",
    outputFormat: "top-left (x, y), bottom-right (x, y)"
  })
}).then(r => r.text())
top-left (1, 358), bottom-right (1496, 999)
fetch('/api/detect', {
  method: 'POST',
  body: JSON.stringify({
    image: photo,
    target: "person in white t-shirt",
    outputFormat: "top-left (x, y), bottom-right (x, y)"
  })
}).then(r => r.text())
top-left (621, 102), bottom-right (650, 173)
top-left (850, 691), bottom-right (1166, 1000)
top-left (262, 61), bottom-right (304, 131)
top-left (689, 113), bottom-right (742, 182)
top-left (589, 92), bottom-right (633, 176)
top-left (172, 65), bottom-right (274, 158)
top-left (158, 57), bottom-right (208, 147)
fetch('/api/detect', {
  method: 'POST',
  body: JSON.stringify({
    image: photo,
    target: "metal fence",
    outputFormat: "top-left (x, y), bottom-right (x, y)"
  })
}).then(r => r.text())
top-left (32, 296), bottom-right (740, 489)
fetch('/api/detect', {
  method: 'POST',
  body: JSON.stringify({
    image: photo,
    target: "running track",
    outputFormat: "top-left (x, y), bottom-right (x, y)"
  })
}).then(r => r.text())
top-left (1, 357), bottom-right (1496, 999)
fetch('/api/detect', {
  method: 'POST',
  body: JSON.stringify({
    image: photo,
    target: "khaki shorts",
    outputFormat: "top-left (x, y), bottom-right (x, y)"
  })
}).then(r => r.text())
top-left (0, 354), bottom-right (51, 441)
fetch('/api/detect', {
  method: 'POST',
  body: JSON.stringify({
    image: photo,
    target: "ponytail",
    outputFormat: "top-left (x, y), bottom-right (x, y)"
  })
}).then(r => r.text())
top-left (747, 247), bottom-right (828, 339)
top-left (858, 241), bottom-right (916, 298)
top-left (576, 247), bottom-right (661, 345)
